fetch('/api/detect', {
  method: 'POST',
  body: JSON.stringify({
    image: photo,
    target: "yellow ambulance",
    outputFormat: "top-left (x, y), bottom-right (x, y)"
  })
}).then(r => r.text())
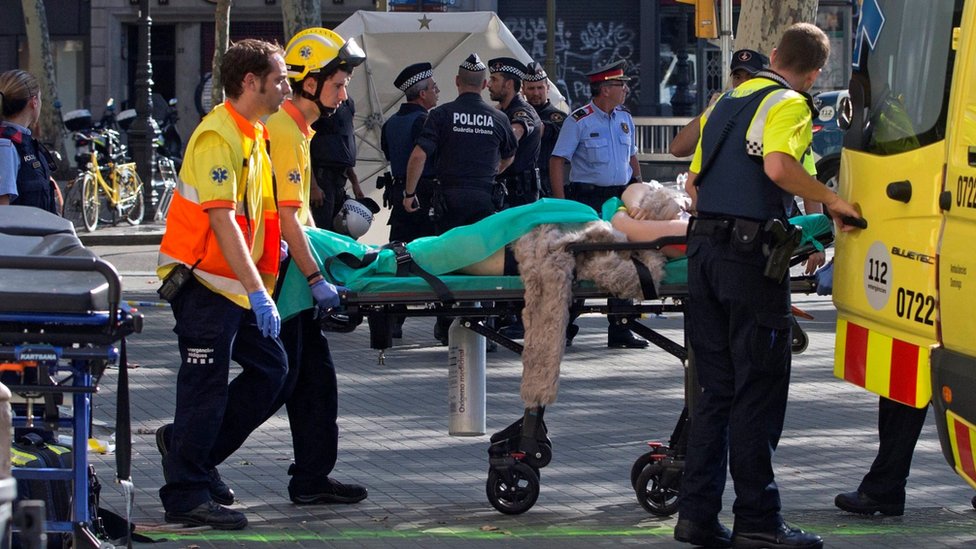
top-left (833, 0), bottom-right (976, 488)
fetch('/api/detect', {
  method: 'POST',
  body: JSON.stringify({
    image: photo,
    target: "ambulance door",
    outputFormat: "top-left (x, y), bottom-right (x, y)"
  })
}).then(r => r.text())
top-left (833, 0), bottom-right (960, 408)
top-left (931, 0), bottom-right (976, 488)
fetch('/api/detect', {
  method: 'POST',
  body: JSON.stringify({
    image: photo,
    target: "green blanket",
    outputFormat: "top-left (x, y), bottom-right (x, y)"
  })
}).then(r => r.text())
top-left (278, 199), bottom-right (600, 320)
top-left (278, 198), bottom-right (833, 321)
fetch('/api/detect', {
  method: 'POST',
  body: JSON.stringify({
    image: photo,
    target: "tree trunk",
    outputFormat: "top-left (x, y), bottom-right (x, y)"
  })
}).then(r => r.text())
top-left (211, 0), bottom-right (232, 109)
top-left (281, 0), bottom-right (322, 44)
top-left (735, 0), bottom-right (819, 55)
top-left (21, 0), bottom-right (68, 176)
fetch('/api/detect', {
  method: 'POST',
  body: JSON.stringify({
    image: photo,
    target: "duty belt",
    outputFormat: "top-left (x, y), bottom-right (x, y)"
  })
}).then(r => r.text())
top-left (569, 182), bottom-right (625, 193)
top-left (687, 217), bottom-right (734, 237)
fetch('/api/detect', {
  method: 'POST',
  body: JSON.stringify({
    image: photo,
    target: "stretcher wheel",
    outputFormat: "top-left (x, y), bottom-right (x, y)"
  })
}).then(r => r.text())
top-left (791, 326), bottom-right (809, 354)
top-left (486, 463), bottom-right (540, 515)
top-left (635, 462), bottom-right (679, 516)
top-left (630, 451), bottom-right (656, 489)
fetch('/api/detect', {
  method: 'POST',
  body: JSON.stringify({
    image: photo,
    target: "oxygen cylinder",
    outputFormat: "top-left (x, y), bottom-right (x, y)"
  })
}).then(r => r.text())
top-left (448, 318), bottom-right (486, 436)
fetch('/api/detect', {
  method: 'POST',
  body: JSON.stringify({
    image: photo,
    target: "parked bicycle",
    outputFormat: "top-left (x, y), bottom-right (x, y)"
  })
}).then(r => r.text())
top-left (118, 95), bottom-right (182, 221)
top-left (60, 100), bottom-right (145, 232)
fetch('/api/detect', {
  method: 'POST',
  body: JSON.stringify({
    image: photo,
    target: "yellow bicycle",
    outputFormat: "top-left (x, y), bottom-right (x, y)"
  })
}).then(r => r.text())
top-left (73, 129), bottom-right (145, 232)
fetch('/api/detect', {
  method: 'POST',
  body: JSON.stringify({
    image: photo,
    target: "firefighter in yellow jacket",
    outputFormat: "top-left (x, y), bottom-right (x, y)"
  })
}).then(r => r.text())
top-left (155, 39), bottom-right (291, 530)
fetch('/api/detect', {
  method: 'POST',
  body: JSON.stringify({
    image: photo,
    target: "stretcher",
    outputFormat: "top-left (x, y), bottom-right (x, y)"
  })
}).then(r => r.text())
top-left (279, 199), bottom-right (833, 514)
top-left (0, 206), bottom-right (142, 547)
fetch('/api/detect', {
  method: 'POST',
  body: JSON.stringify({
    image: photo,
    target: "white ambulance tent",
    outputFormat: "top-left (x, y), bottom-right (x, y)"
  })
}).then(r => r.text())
top-left (333, 10), bottom-right (567, 244)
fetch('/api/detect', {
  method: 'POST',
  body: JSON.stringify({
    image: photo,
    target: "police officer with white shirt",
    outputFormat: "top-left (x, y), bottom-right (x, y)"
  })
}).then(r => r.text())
top-left (550, 59), bottom-right (647, 349)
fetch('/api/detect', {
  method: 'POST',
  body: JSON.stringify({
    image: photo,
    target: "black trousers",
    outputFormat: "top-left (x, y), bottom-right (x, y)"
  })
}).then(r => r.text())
top-left (389, 178), bottom-right (437, 243)
top-left (858, 397), bottom-right (928, 503)
top-left (312, 166), bottom-right (350, 231)
top-left (160, 277), bottom-right (288, 513)
top-left (679, 231), bottom-right (793, 533)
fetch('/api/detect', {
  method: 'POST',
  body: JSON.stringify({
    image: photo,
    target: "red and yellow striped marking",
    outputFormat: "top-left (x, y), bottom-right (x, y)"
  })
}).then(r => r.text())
top-left (834, 319), bottom-right (930, 408)
top-left (946, 411), bottom-right (976, 490)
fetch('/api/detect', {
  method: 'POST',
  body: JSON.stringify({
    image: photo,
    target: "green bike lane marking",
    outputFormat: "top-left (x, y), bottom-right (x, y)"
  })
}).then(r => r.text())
top-left (141, 519), bottom-right (976, 543)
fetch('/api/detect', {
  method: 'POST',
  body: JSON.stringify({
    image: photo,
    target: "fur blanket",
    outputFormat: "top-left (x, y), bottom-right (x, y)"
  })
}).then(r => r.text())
top-left (513, 185), bottom-right (684, 407)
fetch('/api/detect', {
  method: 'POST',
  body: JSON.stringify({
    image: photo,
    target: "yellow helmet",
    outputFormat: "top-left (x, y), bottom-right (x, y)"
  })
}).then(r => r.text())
top-left (284, 27), bottom-right (366, 83)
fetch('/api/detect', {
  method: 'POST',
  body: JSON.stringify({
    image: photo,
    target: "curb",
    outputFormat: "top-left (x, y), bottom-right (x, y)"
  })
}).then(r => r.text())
top-left (78, 231), bottom-right (164, 246)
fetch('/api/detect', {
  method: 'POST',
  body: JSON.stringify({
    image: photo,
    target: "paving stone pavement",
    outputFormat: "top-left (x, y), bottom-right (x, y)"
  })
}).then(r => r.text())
top-left (68, 270), bottom-right (976, 549)
top-left (52, 240), bottom-right (973, 548)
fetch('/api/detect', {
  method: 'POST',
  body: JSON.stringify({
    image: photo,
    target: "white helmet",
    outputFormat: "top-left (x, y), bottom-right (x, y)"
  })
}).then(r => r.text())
top-left (333, 198), bottom-right (373, 239)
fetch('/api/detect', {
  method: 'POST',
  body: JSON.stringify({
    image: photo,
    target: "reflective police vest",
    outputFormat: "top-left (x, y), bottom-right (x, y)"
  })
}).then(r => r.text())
top-left (695, 85), bottom-right (795, 221)
top-left (1, 123), bottom-right (58, 214)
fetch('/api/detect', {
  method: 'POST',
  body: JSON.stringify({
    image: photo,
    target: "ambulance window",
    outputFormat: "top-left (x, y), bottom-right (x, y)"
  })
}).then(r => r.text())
top-left (857, 0), bottom-right (959, 155)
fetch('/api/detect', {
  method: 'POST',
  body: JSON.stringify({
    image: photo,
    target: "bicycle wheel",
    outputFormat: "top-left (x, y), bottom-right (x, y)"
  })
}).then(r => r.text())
top-left (118, 165), bottom-right (145, 225)
top-left (80, 172), bottom-right (100, 232)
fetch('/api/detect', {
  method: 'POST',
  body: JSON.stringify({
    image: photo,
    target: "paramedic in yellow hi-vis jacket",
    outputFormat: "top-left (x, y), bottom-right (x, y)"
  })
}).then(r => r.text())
top-left (155, 39), bottom-right (291, 531)
top-left (263, 27), bottom-right (369, 506)
top-left (676, 23), bottom-right (862, 549)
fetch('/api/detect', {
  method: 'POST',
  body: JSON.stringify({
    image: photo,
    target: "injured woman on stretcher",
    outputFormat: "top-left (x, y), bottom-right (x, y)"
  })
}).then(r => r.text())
top-left (277, 181), bottom-right (832, 409)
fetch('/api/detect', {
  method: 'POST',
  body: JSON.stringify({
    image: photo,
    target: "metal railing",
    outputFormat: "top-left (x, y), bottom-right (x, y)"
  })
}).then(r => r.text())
top-left (632, 116), bottom-right (694, 163)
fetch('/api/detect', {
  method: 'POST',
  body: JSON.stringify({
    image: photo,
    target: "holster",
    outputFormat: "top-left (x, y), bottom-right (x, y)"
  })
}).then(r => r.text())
top-left (491, 180), bottom-right (508, 211)
top-left (762, 219), bottom-right (802, 282)
top-left (429, 183), bottom-right (448, 222)
top-left (377, 172), bottom-right (394, 208)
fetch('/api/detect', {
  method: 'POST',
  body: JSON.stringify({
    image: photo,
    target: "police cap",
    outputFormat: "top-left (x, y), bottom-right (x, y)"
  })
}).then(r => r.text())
top-left (394, 62), bottom-right (434, 91)
top-left (586, 60), bottom-right (631, 83)
top-left (730, 49), bottom-right (768, 75)
top-left (459, 53), bottom-right (487, 72)
top-left (487, 57), bottom-right (527, 80)
top-left (523, 61), bottom-right (548, 82)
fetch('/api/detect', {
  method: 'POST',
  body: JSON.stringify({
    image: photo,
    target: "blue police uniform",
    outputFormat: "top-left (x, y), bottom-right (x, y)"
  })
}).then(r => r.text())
top-left (496, 94), bottom-right (542, 208)
top-left (551, 101), bottom-right (637, 210)
top-left (310, 99), bottom-right (357, 230)
top-left (382, 102), bottom-right (437, 241)
top-left (550, 59), bottom-right (645, 348)
top-left (680, 73), bottom-right (809, 534)
top-left (533, 100), bottom-right (567, 196)
top-left (415, 92), bottom-right (516, 232)
top-left (1, 122), bottom-right (58, 214)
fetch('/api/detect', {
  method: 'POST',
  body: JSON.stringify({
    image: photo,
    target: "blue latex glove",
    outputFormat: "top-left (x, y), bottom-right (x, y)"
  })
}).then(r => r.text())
top-left (310, 279), bottom-right (346, 311)
top-left (279, 239), bottom-right (289, 264)
top-left (814, 261), bottom-right (834, 296)
top-left (248, 289), bottom-right (281, 338)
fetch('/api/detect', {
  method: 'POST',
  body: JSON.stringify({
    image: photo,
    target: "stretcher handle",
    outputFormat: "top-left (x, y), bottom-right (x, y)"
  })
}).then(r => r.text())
top-left (839, 215), bottom-right (868, 229)
top-left (566, 236), bottom-right (687, 253)
top-left (0, 254), bottom-right (122, 317)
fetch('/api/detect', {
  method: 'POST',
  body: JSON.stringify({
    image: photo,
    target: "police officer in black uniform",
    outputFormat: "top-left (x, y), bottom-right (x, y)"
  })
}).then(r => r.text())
top-left (402, 53), bottom-right (516, 232)
top-left (522, 61), bottom-right (567, 197)
top-left (381, 61), bottom-right (440, 242)
top-left (674, 24), bottom-right (862, 549)
top-left (403, 53), bottom-right (517, 344)
top-left (310, 98), bottom-right (364, 231)
top-left (487, 57), bottom-right (542, 209)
